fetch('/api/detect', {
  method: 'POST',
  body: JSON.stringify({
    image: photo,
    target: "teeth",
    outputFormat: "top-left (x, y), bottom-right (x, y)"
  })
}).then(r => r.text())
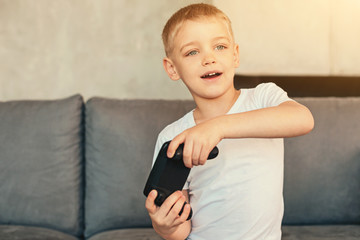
top-left (202, 72), bottom-right (220, 78)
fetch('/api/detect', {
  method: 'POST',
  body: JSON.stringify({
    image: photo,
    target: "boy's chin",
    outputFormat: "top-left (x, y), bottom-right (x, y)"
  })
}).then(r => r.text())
top-left (192, 89), bottom-right (231, 101)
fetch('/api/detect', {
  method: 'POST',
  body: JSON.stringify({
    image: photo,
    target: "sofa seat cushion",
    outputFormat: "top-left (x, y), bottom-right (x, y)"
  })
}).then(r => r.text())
top-left (87, 228), bottom-right (162, 240)
top-left (0, 225), bottom-right (79, 240)
top-left (282, 225), bottom-right (360, 240)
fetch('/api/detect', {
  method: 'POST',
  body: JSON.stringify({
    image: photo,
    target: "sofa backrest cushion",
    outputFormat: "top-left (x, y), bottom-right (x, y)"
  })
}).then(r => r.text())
top-left (84, 98), bottom-right (195, 238)
top-left (0, 95), bottom-right (84, 237)
top-left (84, 96), bottom-right (360, 237)
top-left (283, 97), bottom-right (360, 225)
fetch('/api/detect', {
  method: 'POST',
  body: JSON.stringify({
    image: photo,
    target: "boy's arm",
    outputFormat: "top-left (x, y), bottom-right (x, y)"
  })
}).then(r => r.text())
top-left (146, 190), bottom-right (191, 240)
top-left (220, 100), bottom-right (314, 138)
top-left (168, 100), bottom-right (314, 168)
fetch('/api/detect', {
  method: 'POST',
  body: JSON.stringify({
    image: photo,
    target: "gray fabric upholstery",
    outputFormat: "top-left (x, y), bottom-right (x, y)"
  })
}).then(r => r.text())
top-left (282, 225), bottom-right (360, 240)
top-left (283, 98), bottom-right (360, 225)
top-left (84, 97), bottom-right (195, 238)
top-left (0, 95), bottom-right (84, 237)
top-left (1, 95), bottom-right (359, 239)
top-left (0, 225), bottom-right (79, 240)
top-left (88, 228), bottom-right (163, 240)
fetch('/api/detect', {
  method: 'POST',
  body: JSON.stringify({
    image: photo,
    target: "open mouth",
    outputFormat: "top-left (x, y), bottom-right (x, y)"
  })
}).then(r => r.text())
top-left (200, 72), bottom-right (222, 79)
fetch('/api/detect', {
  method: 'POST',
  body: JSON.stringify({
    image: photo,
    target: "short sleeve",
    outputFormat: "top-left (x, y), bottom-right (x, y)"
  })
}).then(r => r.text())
top-left (254, 82), bottom-right (293, 109)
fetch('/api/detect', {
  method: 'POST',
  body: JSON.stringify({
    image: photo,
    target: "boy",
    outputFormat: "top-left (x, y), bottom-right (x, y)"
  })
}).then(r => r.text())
top-left (145, 3), bottom-right (314, 240)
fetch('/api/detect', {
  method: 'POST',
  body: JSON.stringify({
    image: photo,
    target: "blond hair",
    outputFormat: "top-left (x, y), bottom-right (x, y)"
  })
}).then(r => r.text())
top-left (162, 3), bottom-right (233, 56)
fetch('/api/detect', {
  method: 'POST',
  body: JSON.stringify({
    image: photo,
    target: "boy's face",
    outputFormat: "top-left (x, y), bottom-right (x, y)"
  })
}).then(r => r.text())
top-left (163, 18), bottom-right (240, 101)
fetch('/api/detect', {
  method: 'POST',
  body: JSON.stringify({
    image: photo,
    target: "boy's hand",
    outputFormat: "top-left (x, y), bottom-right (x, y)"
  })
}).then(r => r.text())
top-left (145, 190), bottom-right (191, 238)
top-left (167, 118), bottom-right (223, 168)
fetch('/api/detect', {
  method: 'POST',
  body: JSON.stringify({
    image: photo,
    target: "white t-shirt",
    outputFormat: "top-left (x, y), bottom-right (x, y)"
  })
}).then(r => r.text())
top-left (152, 83), bottom-right (293, 240)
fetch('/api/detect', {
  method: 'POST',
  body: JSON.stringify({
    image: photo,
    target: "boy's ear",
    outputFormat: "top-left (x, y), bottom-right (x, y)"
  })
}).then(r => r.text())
top-left (163, 57), bottom-right (180, 81)
top-left (233, 44), bottom-right (240, 68)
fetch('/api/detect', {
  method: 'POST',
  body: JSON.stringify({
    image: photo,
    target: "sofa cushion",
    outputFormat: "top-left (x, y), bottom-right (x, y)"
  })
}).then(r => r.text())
top-left (84, 98), bottom-right (195, 238)
top-left (0, 95), bottom-right (84, 237)
top-left (0, 225), bottom-right (79, 240)
top-left (282, 225), bottom-right (360, 240)
top-left (87, 228), bottom-right (162, 240)
top-left (283, 98), bottom-right (360, 225)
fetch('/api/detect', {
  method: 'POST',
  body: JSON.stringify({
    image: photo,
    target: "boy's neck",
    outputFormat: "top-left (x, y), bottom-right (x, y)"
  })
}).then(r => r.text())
top-left (193, 88), bottom-right (240, 124)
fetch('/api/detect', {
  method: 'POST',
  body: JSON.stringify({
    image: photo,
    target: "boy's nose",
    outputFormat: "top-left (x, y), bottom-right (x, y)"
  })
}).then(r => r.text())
top-left (202, 53), bottom-right (216, 66)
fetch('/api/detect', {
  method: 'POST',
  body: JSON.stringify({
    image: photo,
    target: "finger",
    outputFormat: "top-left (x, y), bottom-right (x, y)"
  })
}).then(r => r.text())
top-left (166, 195), bottom-right (186, 220)
top-left (158, 191), bottom-right (182, 217)
top-left (145, 190), bottom-right (158, 215)
top-left (183, 141), bottom-right (193, 168)
top-left (173, 203), bottom-right (191, 225)
top-left (167, 135), bottom-right (185, 158)
top-left (191, 144), bottom-right (201, 166)
top-left (199, 145), bottom-right (211, 165)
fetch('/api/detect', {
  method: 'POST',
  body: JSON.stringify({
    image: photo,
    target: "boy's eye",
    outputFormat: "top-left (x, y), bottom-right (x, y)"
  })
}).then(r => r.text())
top-left (186, 50), bottom-right (198, 56)
top-left (215, 45), bottom-right (226, 51)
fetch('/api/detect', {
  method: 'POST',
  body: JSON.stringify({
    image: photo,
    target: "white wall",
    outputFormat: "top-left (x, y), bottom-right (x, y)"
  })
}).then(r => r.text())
top-left (0, 0), bottom-right (211, 101)
top-left (214, 0), bottom-right (360, 76)
top-left (0, 0), bottom-right (359, 101)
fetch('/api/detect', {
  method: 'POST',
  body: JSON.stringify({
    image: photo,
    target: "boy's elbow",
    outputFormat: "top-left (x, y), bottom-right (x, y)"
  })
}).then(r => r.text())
top-left (304, 115), bottom-right (314, 135)
top-left (299, 106), bottom-right (315, 135)
top-left (282, 101), bottom-right (314, 136)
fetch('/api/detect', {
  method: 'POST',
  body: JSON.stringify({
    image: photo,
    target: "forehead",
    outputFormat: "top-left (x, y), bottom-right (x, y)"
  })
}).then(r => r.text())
top-left (173, 18), bottom-right (233, 47)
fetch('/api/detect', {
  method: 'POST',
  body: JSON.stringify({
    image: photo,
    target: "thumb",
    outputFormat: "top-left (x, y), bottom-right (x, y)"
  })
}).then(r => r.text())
top-left (145, 190), bottom-right (158, 215)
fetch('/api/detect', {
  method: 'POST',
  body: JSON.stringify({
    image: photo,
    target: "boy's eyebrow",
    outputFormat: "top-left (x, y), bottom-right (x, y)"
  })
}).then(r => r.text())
top-left (180, 41), bottom-right (199, 53)
top-left (213, 36), bottom-right (231, 42)
top-left (179, 36), bottom-right (231, 52)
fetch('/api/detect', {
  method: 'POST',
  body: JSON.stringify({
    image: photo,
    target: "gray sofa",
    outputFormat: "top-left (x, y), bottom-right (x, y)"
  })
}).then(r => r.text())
top-left (0, 94), bottom-right (359, 240)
